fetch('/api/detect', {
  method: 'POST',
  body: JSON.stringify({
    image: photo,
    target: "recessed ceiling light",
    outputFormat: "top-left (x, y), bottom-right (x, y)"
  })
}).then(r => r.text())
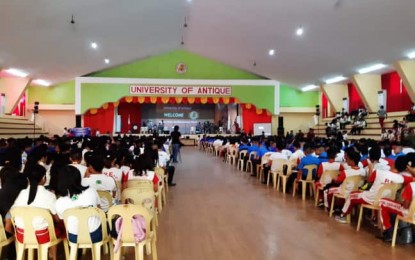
top-left (4, 68), bottom-right (28, 78)
top-left (268, 49), bottom-right (275, 56)
top-left (91, 42), bottom-right (98, 49)
top-left (301, 84), bottom-right (319, 91)
top-left (33, 79), bottom-right (51, 87)
top-left (325, 76), bottom-right (347, 84)
top-left (408, 51), bottom-right (415, 59)
top-left (104, 58), bottom-right (110, 64)
top-left (186, 0), bottom-right (192, 2)
top-left (296, 27), bottom-right (304, 36)
top-left (357, 63), bottom-right (386, 74)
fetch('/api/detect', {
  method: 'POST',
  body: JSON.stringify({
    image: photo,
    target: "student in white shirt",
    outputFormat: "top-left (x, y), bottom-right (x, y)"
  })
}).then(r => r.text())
top-left (82, 154), bottom-right (117, 212)
top-left (154, 141), bottom-right (176, 186)
top-left (12, 163), bottom-right (61, 260)
top-left (55, 165), bottom-right (102, 244)
top-left (69, 148), bottom-right (88, 178)
top-left (102, 153), bottom-right (123, 182)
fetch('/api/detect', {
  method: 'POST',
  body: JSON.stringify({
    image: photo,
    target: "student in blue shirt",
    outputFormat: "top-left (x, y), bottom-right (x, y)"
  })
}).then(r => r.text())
top-left (286, 144), bottom-right (320, 193)
top-left (244, 139), bottom-right (260, 172)
top-left (251, 141), bottom-right (269, 177)
top-left (390, 143), bottom-right (405, 160)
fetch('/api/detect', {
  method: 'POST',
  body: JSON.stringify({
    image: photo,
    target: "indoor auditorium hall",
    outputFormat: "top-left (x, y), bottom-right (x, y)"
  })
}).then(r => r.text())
top-left (155, 147), bottom-right (415, 260)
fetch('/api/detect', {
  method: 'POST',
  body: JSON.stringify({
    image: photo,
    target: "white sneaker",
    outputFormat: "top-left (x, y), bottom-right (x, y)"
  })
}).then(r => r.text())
top-left (335, 215), bottom-right (347, 224)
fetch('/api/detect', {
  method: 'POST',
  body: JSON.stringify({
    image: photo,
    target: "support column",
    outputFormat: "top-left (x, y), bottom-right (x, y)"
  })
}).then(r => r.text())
top-left (394, 60), bottom-right (415, 102)
top-left (0, 77), bottom-right (31, 114)
top-left (351, 74), bottom-right (382, 112)
top-left (321, 84), bottom-right (348, 113)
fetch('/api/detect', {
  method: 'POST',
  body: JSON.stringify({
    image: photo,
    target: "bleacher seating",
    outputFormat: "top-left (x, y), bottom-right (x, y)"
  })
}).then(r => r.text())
top-left (0, 115), bottom-right (48, 139)
top-left (314, 111), bottom-right (415, 140)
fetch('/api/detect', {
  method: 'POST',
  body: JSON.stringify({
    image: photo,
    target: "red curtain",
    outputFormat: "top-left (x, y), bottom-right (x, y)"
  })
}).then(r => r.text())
top-left (322, 93), bottom-right (328, 118)
top-left (118, 102), bottom-right (142, 133)
top-left (84, 105), bottom-right (114, 134)
top-left (242, 106), bottom-right (272, 134)
top-left (381, 72), bottom-right (411, 112)
top-left (348, 83), bottom-right (365, 112)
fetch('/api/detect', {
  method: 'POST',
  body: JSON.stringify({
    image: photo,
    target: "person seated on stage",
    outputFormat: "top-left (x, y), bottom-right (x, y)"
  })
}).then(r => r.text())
top-left (335, 156), bottom-right (410, 224)
top-left (315, 148), bottom-right (344, 207)
top-left (262, 140), bottom-right (288, 184)
top-left (286, 143), bottom-right (320, 193)
top-left (82, 154), bottom-right (117, 212)
top-left (323, 150), bottom-right (366, 209)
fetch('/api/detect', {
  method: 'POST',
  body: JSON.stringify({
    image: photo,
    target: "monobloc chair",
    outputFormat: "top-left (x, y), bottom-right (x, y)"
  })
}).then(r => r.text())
top-left (267, 159), bottom-right (288, 188)
top-left (245, 151), bottom-right (257, 174)
top-left (329, 175), bottom-right (365, 223)
top-left (356, 183), bottom-right (402, 231)
top-left (108, 204), bottom-right (157, 260)
top-left (292, 164), bottom-right (318, 200)
top-left (97, 190), bottom-right (114, 212)
top-left (314, 170), bottom-right (340, 206)
top-left (276, 162), bottom-right (295, 193)
top-left (0, 215), bottom-right (14, 259)
top-left (236, 150), bottom-right (248, 171)
top-left (257, 154), bottom-right (271, 181)
top-left (10, 207), bottom-right (69, 260)
top-left (63, 207), bottom-right (113, 260)
top-left (155, 167), bottom-right (169, 193)
top-left (122, 188), bottom-right (159, 227)
top-left (392, 199), bottom-right (415, 247)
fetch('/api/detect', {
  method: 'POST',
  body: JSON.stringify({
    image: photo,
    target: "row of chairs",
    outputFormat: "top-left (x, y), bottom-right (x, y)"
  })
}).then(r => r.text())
top-left (202, 143), bottom-right (415, 247)
top-left (0, 168), bottom-right (169, 259)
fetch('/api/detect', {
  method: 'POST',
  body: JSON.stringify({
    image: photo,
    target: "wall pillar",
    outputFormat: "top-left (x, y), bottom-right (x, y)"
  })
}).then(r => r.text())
top-left (351, 74), bottom-right (382, 112)
top-left (321, 84), bottom-right (348, 113)
top-left (0, 77), bottom-right (31, 114)
top-left (394, 60), bottom-right (415, 102)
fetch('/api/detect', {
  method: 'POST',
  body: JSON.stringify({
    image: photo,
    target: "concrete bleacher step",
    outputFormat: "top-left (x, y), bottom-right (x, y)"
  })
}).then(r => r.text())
top-left (0, 116), bottom-right (48, 139)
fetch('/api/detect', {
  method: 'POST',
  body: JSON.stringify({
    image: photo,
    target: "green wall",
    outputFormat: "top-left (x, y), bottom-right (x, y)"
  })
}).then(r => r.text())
top-left (89, 50), bottom-right (264, 80)
top-left (27, 50), bottom-right (318, 113)
top-left (28, 81), bottom-right (75, 104)
top-left (280, 84), bottom-right (319, 107)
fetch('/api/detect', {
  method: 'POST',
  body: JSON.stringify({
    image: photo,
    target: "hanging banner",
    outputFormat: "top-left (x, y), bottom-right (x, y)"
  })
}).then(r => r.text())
top-left (130, 85), bottom-right (232, 96)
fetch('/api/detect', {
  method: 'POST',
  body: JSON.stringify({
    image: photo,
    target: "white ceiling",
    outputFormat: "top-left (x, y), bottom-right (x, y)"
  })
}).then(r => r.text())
top-left (1, 0), bottom-right (415, 87)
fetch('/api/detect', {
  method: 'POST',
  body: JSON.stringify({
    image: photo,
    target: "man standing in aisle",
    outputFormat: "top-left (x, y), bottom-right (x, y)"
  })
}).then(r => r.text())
top-left (377, 105), bottom-right (388, 129)
top-left (171, 125), bottom-right (182, 163)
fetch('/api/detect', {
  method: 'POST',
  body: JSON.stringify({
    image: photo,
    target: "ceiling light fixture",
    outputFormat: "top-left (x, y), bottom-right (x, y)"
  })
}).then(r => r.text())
top-left (325, 76), bottom-right (347, 84)
top-left (91, 42), bottom-right (98, 49)
top-left (301, 85), bottom-right (319, 92)
top-left (268, 49), bottom-right (275, 56)
top-left (4, 68), bottom-right (28, 77)
top-left (408, 51), bottom-right (415, 59)
top-left (357, 63), bottom-right (386, 74)
top-left (104, 58), bottom-right (110, 64)
top-left (33, 79), bottom-right (51, 87)
top-left (184, 17), bottom-right (188, 28)
top-left (296, 27), bottom-right (304, 36)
